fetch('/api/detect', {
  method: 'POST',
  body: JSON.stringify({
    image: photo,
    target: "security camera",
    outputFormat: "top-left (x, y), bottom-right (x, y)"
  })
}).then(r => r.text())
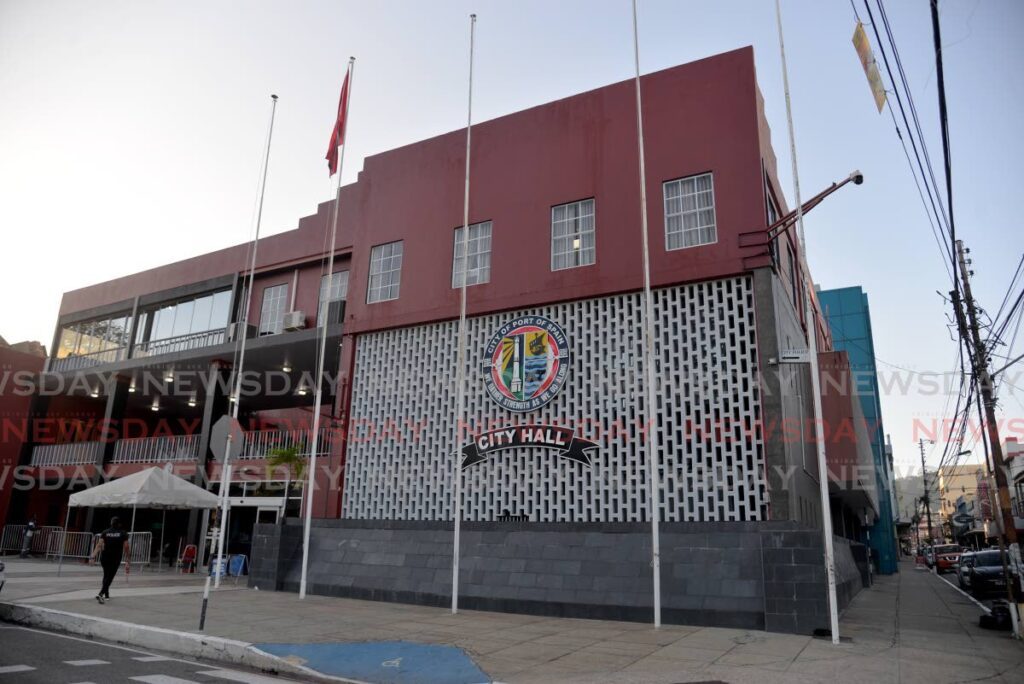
top-left (851, 170), bottom-right (864, 185)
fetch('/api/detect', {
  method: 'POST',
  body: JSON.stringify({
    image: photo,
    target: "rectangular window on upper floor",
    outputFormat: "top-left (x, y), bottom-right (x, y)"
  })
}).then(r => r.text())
top-left (663, 172), bottom-right (717, 250)
top-left (551, 199), bottom-right (595, 271)
top-left (367, 241), bottom-right (403, 303)
top-left (259, 283), bottom-right (289, 335)
top-left (141, 290), bottom-right (232, 346)
top-left (56, 314), bottom-right (132, 360)
top-left (318, 270), bottom-right (349, 326)
top-left (452, 221), bottom-right (492, 287)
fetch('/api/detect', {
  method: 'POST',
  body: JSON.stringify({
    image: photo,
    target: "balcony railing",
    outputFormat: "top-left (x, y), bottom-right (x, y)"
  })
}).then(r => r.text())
top-left (31, 441), bottom-right (104, 466)
top-left (50, 347), bottom-right (126, 372)
top-left (111, 433), bottom-right (202, 464)
top-left (237, 427), bottom-right (336, 460)
top-left (132, 329), bottom-right (227, 358)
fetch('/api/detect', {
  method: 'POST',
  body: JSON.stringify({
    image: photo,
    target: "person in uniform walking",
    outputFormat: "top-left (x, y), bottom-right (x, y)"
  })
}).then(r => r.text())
top-left (89, 517), bottom-right (130, 604)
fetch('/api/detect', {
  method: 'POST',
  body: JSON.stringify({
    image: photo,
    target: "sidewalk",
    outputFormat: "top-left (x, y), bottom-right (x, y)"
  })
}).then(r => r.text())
top-left (1, 557), bottom-right (1021, 683)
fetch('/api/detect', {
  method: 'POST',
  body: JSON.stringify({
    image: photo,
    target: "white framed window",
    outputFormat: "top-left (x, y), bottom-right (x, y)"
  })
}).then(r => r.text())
top-left (367, 241), bottom-right (403, 303)
top-left (259, 283), bottom-right (288, 335)
top-left (663, 172), bottom-right (717, 250)
top-left (551, 198), bottom-right (595, 270)
top-left (452, 221), bottom-right (492, 287)
top-left (318, 270), bottom-right (349, 326)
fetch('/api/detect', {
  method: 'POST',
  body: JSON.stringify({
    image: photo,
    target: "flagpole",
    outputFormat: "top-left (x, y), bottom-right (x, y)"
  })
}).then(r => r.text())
top-left (300, 57), bottom-right (355, 600)
top-left (199, 93), bottom-right (278, 630)
top-left (774, 0), bottom-right (840, 645)
top-left (631, 0), bottom-right (662, 628)
top-left (452, 12), bottom-right (476, 615)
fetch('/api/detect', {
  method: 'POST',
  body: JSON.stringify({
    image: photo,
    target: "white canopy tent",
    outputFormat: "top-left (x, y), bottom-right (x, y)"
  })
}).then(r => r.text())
top-left (58, 467), bottom-right (220, 575)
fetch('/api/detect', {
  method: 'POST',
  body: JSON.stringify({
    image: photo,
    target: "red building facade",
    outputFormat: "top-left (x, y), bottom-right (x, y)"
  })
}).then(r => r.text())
top-left (16, 46), bottom-right (842, 540)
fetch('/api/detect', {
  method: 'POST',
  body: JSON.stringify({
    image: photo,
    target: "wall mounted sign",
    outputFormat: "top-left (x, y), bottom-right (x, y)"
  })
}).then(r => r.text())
top-left (482, 315), bottom-right (569, 412)
top-left (461, 425), bottom-right (597, 469)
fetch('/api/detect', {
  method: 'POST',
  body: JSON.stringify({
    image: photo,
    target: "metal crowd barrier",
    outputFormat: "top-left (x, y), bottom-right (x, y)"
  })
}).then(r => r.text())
top-left (45, 531), bottom-right (95, 560)
top-left (1, 525), bottom-right (64, 554)
top-left (4, 526), bottom-right (153, 569)
top-left (127, 532), bottom-right (152, 566)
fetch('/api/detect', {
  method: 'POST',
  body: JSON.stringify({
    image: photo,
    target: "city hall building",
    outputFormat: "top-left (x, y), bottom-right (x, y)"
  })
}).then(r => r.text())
top-left (7, 47), bottom-right (875, 633)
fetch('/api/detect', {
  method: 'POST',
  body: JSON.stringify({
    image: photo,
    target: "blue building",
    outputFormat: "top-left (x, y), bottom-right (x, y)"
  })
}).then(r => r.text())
top-left (818, 286), bottom-right (899, 574)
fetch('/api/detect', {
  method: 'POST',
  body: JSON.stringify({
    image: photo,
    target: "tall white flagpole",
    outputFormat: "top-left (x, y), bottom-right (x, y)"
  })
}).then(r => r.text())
top-left (774, 0), bottom-right (840, 644)
top-left (200, 93), bottom-right (278, 630)
top-left (451, 12), bottom-right (476, 616)
top-left (300, 57), bottom-right (355, 600)
top-left (631, 0), bottom-right (662, 628)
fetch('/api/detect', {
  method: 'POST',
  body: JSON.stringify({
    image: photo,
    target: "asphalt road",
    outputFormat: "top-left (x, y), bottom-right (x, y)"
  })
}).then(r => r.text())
top-left (0, 624), bottom-right (299, 683)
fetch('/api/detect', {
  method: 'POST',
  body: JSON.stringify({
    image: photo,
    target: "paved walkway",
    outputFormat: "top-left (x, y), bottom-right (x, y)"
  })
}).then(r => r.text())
top-left (2, 557), bottom-right (1021, 683)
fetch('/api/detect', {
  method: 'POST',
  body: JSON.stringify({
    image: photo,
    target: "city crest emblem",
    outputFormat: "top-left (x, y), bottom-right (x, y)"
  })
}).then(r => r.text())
top-left (482, 315), bottom-right (570, 412)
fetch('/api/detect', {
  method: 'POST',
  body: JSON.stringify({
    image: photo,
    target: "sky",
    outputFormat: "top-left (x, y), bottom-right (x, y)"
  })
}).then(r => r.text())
top-left (1, 0), bottom-right (1021, 475)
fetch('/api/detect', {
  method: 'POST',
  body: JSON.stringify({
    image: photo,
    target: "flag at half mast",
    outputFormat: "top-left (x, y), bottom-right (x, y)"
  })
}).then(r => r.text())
top-left (325, 70), bottom-right (351, 176)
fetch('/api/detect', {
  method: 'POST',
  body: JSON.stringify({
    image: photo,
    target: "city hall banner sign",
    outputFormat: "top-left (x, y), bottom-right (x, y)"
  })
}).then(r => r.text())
top-left (465, 314), bottom-right (596, 468)
top-left (461, 425), bottom-right (598, 469)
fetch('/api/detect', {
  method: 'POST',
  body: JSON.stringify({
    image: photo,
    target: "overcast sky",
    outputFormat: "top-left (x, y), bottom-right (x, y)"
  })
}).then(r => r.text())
top-left (1, 0), bottom-right (1021, 472)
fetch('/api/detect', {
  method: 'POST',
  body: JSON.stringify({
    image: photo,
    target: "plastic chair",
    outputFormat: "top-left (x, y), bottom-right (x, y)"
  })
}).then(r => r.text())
top-left (177, 544), bottom-right (197, 574)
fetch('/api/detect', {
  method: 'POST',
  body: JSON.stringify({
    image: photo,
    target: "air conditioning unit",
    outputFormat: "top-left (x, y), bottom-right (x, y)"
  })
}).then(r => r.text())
top-left (283, 311), bottom-right (306, 331)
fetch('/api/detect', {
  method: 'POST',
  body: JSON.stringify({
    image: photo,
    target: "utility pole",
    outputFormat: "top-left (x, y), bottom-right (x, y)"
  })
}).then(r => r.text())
top-left (953, 239), bottom-right (1022, 637)
top-left (919, 438), bottom-right (935, 562)
top-left (954, 241), bottom-right (1019, 550)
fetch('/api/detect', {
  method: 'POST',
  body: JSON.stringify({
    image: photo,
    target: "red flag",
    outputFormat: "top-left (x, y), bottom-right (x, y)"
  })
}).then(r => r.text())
top-left (325, 71), bottom-right (350, 176)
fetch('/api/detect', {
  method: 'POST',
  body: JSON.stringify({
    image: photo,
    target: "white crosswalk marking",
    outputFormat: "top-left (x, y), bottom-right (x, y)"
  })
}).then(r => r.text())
top-left (0, 665), bottom-right (35, 674)
top-left (65, 659), bottom-right (111, 666)
top-left (130, 676), bottom-right (199, 684)
top-left (132, 655), bottom-right (173, 662)
top-left (197, 669), bottom-right (294, 683)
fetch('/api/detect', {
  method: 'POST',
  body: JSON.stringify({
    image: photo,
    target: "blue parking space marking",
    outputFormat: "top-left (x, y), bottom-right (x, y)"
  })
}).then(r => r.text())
top-left (254, 640), bottom-right (491, 684)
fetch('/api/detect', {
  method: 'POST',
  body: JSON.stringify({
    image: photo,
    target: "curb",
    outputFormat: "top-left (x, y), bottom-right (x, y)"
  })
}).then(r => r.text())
top-left (0, 601), bottom-right (363, 683)
top-left (934, 573), bottom-right (993, 615)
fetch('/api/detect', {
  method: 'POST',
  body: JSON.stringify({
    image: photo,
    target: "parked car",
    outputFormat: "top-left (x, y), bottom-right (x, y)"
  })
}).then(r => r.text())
top-left (933, 544), bottom-right (961, 574)
top-left (968, 550), bottom-right (1017, 598)
top-left (956, 551), bottom-right (977, 590)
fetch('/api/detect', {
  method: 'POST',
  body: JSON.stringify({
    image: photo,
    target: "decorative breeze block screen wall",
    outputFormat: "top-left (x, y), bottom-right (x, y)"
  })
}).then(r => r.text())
top-left (342, 276), bottom-right (767, 522)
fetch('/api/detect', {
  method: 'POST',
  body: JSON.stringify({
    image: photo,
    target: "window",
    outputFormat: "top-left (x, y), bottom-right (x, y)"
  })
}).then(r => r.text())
top-left (259, 283), bottom-right (289, 335)
top-left (55, 314), bottom-right (131, 359)
top-left (551, 199), bottom-right (595, 270)
top-left (140, 290), bottom-right (232, 345)
top-left (766, 180), bottom-right (779, 226)
top-left (663, 172), bottom-right (717, 250)
top-left (367, 241), bottom-right (403, 303)
top-left (452, 221), bottom-right (492, 287)
top-left (318, 270), bottom-right (349, 326)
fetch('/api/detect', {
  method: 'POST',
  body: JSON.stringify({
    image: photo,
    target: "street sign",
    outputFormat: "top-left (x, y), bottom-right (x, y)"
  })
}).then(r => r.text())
top-left (779, 349), bottom-right (809, 364)
top-left (209, 415), bottom-right (244, 461)
top-left (952, 513), bottom-right (974, 526)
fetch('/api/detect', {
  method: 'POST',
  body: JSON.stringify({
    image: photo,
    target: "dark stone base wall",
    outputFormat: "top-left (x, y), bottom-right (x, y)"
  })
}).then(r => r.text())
top-left (250, 519), bottom-right (865, 635)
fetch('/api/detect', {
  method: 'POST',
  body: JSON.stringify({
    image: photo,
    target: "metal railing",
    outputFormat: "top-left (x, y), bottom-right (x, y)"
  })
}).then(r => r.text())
top-left (237, 426), bottom-right (336, 460)
top-left (30, 442), bottom-right (103, 467)
top-left (50, 347), bottom-right (126, 372)
top-left (43, 531), bottom-right (152, 565)
top-left (45, 531), bottom-right (94, 560)
top-left (1, 525), bottom-right (64, 553)
top-left (132, 329), bottom-right (226, 358)
top-left (127, 532), bottom-right (153, 565)
top-left (111, 434), bottom-right (201, 464)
